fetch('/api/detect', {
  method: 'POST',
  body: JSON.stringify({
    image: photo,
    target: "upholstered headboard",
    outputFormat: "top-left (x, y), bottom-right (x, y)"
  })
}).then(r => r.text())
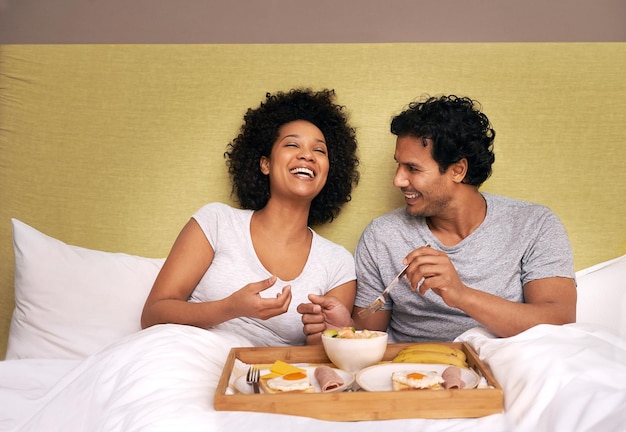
top-left (1, 44), bottom-right (625, 358)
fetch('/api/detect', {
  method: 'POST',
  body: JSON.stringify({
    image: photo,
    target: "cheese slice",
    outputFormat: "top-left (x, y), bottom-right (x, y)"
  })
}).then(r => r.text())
top-left (269, 360), bottom-right (306, 376)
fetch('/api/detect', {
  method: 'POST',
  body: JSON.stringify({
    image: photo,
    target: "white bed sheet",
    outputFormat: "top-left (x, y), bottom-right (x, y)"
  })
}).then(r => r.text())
top-left (1, 323), bottom-right (625, 432)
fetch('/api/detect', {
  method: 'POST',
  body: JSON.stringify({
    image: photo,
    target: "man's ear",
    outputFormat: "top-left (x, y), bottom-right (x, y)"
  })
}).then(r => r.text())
top-left (260, 156), bottom-right (270, 175)
top-left (451, 158), bottom-right (468, 183)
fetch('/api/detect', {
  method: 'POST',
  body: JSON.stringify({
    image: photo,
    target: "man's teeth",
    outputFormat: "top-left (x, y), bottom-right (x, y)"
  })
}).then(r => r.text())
top-left (405, 192), bottom-right (418, 199)
top-left (290, 167), bottom-right (314, 177)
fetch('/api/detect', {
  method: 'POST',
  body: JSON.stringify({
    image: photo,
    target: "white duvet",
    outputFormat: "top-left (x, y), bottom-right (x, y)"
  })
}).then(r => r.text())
top-left (1, 323), bottom-right (625, 432)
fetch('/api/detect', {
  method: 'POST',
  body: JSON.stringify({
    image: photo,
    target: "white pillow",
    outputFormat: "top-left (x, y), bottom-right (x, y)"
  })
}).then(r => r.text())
top-left (6, 219), bottom-right (165, 359)
top-left (575, 254), bottom-right (626, 339)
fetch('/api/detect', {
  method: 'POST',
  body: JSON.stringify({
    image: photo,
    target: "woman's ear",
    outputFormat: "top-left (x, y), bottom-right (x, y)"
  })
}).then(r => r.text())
top-left (260, 156), bottom-right (270, 175)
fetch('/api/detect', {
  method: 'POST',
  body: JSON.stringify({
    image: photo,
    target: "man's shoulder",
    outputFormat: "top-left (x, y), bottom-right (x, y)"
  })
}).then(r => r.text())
top-left (360, 207), bottom-right (424, 244)
top-left (369, 207), bottom-right (410, 225)
top-left (483, 193), bottom-right (565, 236)
top-left (484, 192), bottom-right (552, 215)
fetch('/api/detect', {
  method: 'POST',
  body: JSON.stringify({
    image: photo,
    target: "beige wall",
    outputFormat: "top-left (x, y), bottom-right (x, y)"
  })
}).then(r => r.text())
top-left (1, 0), bottom-right (625, 43)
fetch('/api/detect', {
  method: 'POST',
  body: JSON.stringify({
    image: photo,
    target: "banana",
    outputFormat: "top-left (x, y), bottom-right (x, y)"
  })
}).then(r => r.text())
top-left (394, 343), bottom-right (467, 363)
top-left (392, 350), bottom-right (468, 368)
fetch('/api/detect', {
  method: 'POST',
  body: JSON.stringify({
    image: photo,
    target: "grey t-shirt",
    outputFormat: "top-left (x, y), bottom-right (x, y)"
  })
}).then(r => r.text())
top-left (354, 192), bottom-right (575, 342)
top-left (189, 202), bottom-right (356, 347)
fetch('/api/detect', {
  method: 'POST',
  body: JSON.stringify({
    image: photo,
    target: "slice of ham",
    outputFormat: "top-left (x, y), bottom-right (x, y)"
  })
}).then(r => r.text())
top-left (314, 366), bottom-right (344, 392)
top-left (442, 366), bottom-right (466, 389)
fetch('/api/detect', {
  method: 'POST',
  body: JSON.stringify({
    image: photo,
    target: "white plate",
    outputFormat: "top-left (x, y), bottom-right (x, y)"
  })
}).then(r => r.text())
top-left (356, 363), bottom-right (479, 392)
top-left (234, 365), bottom-right (354, 394)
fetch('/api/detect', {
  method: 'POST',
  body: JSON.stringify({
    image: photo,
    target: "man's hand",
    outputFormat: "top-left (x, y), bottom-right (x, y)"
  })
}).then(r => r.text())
top-left (297, 294), bottom-right (353, 344)
top-left (404, 246), bottom-right (468, 309)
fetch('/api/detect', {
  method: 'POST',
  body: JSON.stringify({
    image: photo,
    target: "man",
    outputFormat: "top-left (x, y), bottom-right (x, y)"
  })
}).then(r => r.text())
top-left (298, 95), bottom-right (576, 343)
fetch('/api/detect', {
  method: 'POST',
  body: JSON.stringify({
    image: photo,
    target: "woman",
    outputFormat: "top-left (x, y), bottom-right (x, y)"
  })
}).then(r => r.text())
top-left (141, 88), bottom-right (360, 346)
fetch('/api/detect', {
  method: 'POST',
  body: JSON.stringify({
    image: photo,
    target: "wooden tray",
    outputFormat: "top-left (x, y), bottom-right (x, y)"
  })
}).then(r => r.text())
top-left (214, 342), bottom-right (503, 421)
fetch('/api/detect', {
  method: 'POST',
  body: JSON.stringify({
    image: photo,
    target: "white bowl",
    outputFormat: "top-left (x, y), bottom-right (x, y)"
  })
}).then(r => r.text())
top-left (321, 330), bottom-right (388, 374)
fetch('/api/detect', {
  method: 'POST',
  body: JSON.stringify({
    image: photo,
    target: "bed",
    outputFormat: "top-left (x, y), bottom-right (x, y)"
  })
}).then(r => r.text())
top-left (1, 218), bottom-right (626, 431)
top-left (1, 44), bottom-right (626, 431)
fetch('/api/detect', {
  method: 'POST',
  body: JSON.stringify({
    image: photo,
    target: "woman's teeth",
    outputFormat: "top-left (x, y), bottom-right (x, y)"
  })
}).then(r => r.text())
top-left (290, 167), bottom-right (314, 178)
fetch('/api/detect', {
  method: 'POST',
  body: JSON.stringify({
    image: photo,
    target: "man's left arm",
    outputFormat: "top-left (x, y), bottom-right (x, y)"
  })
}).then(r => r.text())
top-left (407, 246), bottom-right (577, 338)
top-left (462, 276), bottom-right (576, 337)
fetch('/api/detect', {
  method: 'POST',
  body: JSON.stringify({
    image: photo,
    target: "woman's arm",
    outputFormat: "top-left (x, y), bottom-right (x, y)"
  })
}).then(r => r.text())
top-left (141, 219), bottom-right (291, 329)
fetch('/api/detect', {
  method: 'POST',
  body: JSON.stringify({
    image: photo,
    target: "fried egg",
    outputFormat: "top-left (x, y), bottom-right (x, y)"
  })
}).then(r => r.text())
top-left (266, 371), bottom-right (311, 392)
top-left (392, 370), bottom-right (444, 389)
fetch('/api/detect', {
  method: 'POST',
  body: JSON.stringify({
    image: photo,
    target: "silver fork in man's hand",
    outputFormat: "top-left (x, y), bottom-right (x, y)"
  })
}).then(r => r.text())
top-left (358, 244), bottom-right (430, 319)
top-left (357, 265), bottom-right (409, 319)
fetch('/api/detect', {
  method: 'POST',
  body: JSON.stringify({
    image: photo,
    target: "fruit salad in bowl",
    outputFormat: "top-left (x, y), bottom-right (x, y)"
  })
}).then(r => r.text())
top-left (321, 327), bottom-right (388, 374)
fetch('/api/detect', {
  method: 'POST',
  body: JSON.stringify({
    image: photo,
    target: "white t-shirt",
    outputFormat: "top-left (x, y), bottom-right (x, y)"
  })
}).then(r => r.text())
top-left (189, 202), bottom-right (356, 346)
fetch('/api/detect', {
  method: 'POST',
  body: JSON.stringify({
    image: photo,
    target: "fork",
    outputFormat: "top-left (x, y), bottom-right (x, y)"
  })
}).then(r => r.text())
top-left (246, 365), bottom-right (260, 394)
top-left (357, 264), bottom-right (409, 319)
top-left (358, 244), bottom-right (431, 319)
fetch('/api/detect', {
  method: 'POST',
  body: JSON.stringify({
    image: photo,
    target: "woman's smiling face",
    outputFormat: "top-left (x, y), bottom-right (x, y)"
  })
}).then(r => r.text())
top-left (261, 120), bottom-right (329, 201)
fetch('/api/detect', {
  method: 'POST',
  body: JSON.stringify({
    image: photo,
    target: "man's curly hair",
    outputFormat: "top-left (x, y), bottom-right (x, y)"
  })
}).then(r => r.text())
top-left (224, 88), bottom-right (359, 226)
top-left (390, 95), bottom-right (496, 187)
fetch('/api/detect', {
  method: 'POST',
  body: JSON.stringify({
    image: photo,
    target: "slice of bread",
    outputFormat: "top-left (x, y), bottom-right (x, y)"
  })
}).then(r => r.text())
top-left (258, 377), bottom-right (316, 394)
top-left (391, 379), bottom-right (442, 391)
top-left (391, 371), bottom-right (443, 391)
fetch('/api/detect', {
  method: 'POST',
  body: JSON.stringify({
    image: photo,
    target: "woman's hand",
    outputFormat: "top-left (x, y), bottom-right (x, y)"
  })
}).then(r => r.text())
top-left (227, 276), bottom-right (292, 320)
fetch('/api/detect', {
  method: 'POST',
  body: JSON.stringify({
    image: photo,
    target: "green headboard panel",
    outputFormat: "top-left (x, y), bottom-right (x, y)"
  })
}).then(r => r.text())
top-left (1, 43), bottom-right (625, 357)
